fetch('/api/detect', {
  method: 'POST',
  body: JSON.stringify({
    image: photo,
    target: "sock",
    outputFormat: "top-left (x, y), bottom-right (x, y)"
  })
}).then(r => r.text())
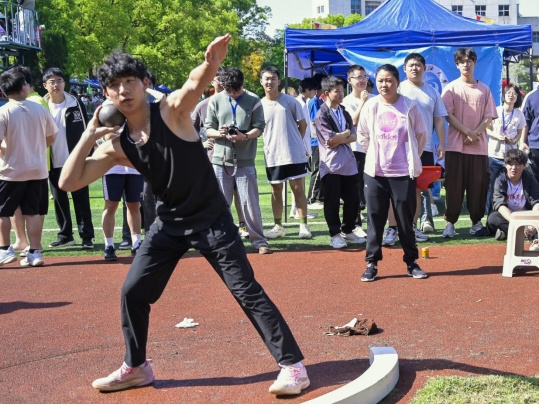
top-left (131, 234), bottom-right (141, 249)
top-left (274, 218), bottom-right (282, 226)
top-left (105, 238), bottom-right (114, 248)
top-left (29, 249), bottom-right (35, 254)
top-left (389, 226), bottom-right (397, 230)
top-left (0, 245), bottom-right (9, 250)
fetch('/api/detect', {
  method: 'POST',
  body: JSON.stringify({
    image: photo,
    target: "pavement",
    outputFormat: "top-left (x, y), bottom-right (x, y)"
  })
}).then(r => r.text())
top-left (1, 243), bottom-right (538, 403)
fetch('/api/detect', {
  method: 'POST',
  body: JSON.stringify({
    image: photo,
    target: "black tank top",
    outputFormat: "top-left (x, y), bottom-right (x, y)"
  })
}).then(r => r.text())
top-left (120, 102), bottom-right (228, 236)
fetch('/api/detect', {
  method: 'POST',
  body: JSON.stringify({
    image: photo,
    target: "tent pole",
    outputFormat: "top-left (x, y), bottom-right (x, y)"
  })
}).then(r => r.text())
top-left (284, 49), bottom-right (289, 223)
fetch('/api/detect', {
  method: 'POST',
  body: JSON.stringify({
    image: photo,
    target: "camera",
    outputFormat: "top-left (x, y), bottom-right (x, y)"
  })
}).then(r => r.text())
top-left (227, 125), bottom-right (238, 135)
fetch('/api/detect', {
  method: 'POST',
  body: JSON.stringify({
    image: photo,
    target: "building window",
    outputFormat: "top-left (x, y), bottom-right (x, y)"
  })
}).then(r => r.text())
top-left (351, 0), bottom-right (361, 14)
top-left (317, 6), bottom-right (320, 13)
top-left (321, 5), bottom-right (324, 13)
top-left (452, 5), bottom-right (463, 15)
top-left (533, 32), bottom-right (539, 43)
top-left (475, 5), bottom-right (486, 17)
top-left (365, 1), bottom-right (380, 15)
top-left (498, 5), bottom-right (509, 16)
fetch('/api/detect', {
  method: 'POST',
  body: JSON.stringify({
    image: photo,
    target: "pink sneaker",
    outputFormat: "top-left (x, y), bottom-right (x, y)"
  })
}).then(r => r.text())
top-left (269, 362), bottom-right (310, 396)
top-left (92, 361), bottom-right (154, 392)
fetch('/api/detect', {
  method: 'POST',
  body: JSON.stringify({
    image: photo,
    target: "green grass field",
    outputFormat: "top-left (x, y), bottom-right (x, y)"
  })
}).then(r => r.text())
top-left (32, 147), bottom-right (503, 257)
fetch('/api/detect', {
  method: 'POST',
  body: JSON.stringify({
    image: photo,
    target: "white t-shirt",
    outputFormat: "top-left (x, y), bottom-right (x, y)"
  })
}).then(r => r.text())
top-left (341, 93), bottom-right (373, 154)
top-left (48, 99), bottom-right (70, 168)
top-left (105, 165), bottom-right (140, 176)
top-left (488, 106), bottom-right (526, 159)
top-left (261, 94), bottom-right (307, 167)
top-left (0, 100), bottom-right (57, 181)
top-left (399, 80), bottom-right (447, 153)
top-left (295, 95), bottom-right (312, 157)
top-left (507, 179), bottom-right (526, 212)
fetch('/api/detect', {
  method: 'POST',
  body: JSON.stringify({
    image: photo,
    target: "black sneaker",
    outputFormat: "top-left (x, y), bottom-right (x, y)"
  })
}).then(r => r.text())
top-left (81, 239), bottom-right (94, 249)
top-left (118, 240), bottom-right (131, 250)
top-left (407, 261), bottom-right (428, 279)
top-left (104, 245), bottom-right (117, 261)
top-left (131, 243), bottom-right (140, 256)
top-left (49, 237), bottom-right (76, 248)
top-left (361, 262), bottom-right (378, 282)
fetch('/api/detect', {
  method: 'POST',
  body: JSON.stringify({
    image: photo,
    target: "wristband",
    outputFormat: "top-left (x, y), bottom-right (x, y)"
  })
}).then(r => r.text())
top-left (244, 133), bottom-right (248, 140)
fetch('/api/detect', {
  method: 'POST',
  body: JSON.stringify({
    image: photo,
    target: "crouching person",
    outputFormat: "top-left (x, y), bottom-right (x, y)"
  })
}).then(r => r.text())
top-left (487, 149), bottom-right (539, 249)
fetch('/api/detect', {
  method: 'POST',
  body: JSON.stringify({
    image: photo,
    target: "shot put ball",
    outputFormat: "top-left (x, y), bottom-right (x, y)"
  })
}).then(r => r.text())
top-left (98, 104), bottom-right (126, 127)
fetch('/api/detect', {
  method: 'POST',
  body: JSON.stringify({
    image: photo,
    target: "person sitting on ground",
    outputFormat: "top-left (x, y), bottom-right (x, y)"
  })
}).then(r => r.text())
top-left (487, 149), bottom-right (539, 250)
top-left (314, 75), bottom-right (364, 249)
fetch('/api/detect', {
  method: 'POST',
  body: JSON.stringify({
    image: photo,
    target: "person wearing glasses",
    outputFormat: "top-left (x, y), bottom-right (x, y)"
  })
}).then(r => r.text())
top-left (204, 67), bottom-right (271, 255)
top-left (342, 64), bottom-right (371, 239)
top-left (43, 67), bottom-right (95, 249)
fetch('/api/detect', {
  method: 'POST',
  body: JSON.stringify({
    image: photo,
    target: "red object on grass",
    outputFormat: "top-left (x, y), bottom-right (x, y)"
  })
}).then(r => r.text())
top-left (417, 166), bottom-right (441, 190)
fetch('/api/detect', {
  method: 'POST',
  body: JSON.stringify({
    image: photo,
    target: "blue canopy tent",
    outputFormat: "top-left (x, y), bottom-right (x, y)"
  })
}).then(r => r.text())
top-left (156, 84), bottom-right (173, 94)
top-left (284, 0), bottom-right (533, 92)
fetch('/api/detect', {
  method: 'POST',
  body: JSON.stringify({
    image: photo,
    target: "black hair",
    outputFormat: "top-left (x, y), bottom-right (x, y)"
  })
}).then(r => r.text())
top-left (504, 149), bottom-right (527, 166)
top-left (347, 64), bottom-right (366, 77)
top-left (146, 71), bottom-right (157, 87)
top-left (11, 65), bottom-right (32, 86)
top-left (97, 52), bottom-right (147, 88)
top-left (221, 68), bottom-right (244, 91)
top-left (0, 68), bottom-right (27, 95)
top-left (404, 53), bottom-right (426, 66)
top-left (260, 65), bottom-right (280, 80)
top-left (454, 48), bottom-right (477, 64)
top-left (298, 77), bottom-right (316, 93)
top-left (503, 83), bottom-right (523, 109)
top-left (43, 67), bottom-right (65, 83)
top-left (321, 75), bottom-right (345, 92)
top-left (376, 64), bottom-right (400, 82)
top-left (216, 66), bottom-right (226, 78)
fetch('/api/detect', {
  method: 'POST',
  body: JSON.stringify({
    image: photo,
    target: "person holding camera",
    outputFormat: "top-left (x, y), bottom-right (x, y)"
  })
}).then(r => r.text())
top-left (204, 68), bottom-right (271, 254)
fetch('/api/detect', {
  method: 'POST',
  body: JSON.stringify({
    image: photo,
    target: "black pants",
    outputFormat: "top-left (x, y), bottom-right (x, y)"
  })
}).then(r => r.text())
top-left (49, 167), bottom-right (94, 241)
top-left (486, 211), bottom-right (509, 235)
top-left (307, 146), bottom-right (324, 203)
top-left (364, 174), bottom-right (418, 264)
top-left (322, 173), bottom-right (359, 236)
top-left (353, 151), bottom-right (366, 224)
top-left (121, 210), bottom-right (304, 367)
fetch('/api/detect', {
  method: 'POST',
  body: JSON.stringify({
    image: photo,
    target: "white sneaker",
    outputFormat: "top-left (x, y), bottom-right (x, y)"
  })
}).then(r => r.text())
top-left (0, 246), bottom-right (17, 265)
top-left (298, 223), bottom-right (312, 239)
top-left (413, 224), bottom-right (429, 242)
top-left (421, 220), bottom-right (434, 233)
top-left (469, 221), bottom-right (484, 235)
top-left (329, 234), bottom-right (347, 249)
top-left (431, 203), bottom-right (439, 216)
top-left (92, 361), bottom-right (154, 392)
top-left (307, 202), bottom-right (324, 210)
top-left (264, 224), bottom-right (286, 239)
top-left (291, 210), bottom-right (318, 220)
top-left (341, 232), bottom-right (366, 244)
top-left (443, 222), bottom-right (455, 238)
top-left (382, 228), bottom-right (398, 246)
top-left (353, 226), bottom-right (367, 238)
top-left (20, 250), bottom-right (44, 267)
top-left (269, 362), bottom-right (310, 396)
top-left (238, 223), bottom-right (249, 238)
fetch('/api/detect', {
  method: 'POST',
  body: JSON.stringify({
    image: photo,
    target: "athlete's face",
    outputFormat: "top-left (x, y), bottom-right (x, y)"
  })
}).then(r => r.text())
top-left (104, 76), bottom-right (148, 111)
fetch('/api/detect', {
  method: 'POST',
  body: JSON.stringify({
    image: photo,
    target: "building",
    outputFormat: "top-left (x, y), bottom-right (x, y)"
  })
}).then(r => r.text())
top-left (311, 0), bottom-right (539, 56)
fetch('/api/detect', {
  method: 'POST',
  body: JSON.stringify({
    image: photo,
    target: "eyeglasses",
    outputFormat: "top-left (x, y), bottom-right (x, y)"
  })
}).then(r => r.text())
top-left (350, 75), bottom-right (368, 81)
top-left (46, 79), bottom-right (64, 86)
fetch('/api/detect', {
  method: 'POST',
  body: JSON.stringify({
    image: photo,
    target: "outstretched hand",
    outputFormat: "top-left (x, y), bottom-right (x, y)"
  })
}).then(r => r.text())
top-left (205, 34), bottom-right (232, 65)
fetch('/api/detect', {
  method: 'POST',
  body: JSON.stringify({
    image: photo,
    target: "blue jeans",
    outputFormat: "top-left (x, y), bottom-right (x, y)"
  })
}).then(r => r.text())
top-left (420, 189), bottom-right (434, 229)
top-left (486, 157), bottom-right (505, 214)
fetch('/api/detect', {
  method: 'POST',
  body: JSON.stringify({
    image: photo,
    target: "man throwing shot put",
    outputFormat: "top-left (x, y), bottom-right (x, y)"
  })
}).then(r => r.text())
top-left (59, 34), bottom-right (309, 396)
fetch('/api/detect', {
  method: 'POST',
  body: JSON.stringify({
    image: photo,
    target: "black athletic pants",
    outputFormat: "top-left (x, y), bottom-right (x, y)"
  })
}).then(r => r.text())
top-left (49, 167), bottom-right (94, 241)
top-left (121, 209), bottom-right (304, 367)
top-left (322, 173), bottom-right (359, 236)
top-left (364, 174), bottom-right (418, 265)
top-left (307, 146), bottom-right (324, 203)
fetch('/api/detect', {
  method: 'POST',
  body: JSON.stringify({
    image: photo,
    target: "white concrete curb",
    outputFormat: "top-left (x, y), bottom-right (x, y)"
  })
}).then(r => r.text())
top-left (304, 347), bottom-right (399, 404)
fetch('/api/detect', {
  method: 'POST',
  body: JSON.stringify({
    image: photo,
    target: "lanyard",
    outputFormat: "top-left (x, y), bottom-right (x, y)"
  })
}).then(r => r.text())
top-left (228, 93), bottom-right (243, 126)
top-left (508, 179), bottom-right (522, 197)
top-left (502, 109), bottom-right (515, 133)
top-left (331, 107), bottom-right (345, 131)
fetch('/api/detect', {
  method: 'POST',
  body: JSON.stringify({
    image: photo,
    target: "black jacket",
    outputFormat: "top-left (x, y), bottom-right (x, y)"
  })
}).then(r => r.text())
top-left (492, 169), bottom-right (539, 213)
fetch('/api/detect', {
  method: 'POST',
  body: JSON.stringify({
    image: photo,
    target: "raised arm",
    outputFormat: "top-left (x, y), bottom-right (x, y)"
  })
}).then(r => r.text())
top-left (59, 106), bottom-right (129, 192)
top-left (165, 34), bottom-right (231, 119)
